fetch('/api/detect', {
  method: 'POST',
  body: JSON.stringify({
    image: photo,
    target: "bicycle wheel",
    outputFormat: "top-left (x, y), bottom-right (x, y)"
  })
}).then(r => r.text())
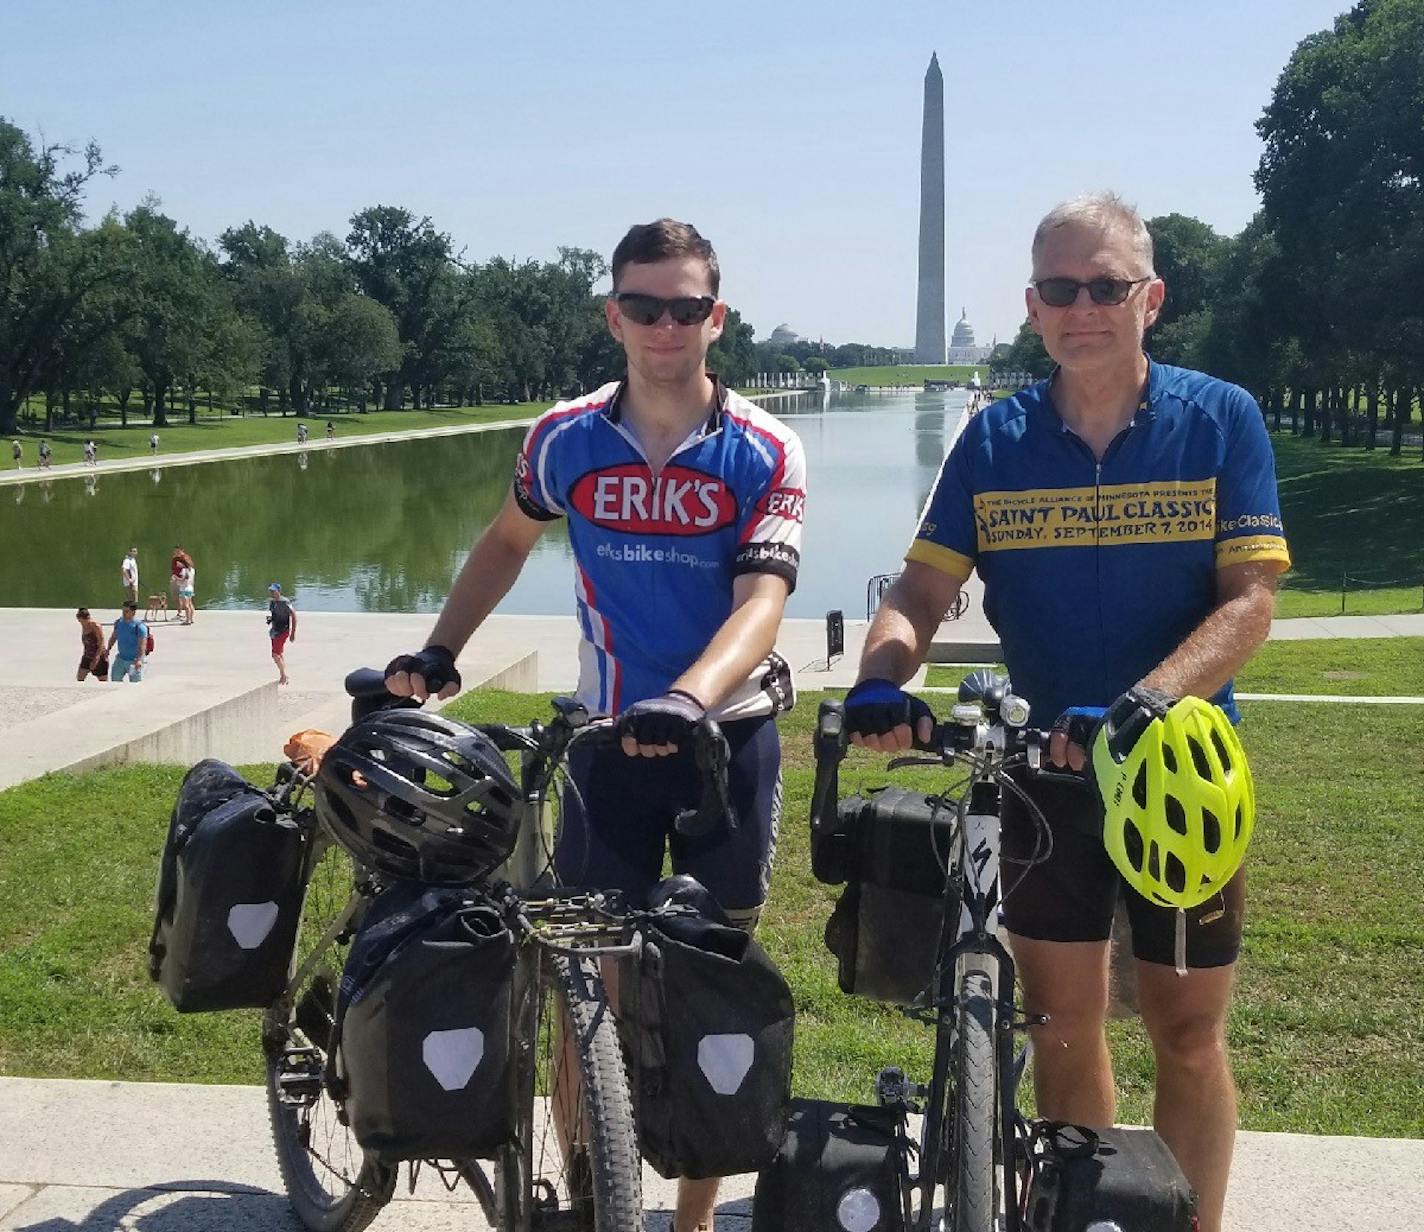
top-left (950, 959), bottom-right (998, 1232)
top-left (496, 952), bottom-right (643, 1231)
top-left (264, 837), bottom-right (394, 1232)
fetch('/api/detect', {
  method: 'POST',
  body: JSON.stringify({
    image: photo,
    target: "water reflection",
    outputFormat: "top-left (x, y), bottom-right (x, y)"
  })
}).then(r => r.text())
top-left (0, 390), bottom-right (966, 618)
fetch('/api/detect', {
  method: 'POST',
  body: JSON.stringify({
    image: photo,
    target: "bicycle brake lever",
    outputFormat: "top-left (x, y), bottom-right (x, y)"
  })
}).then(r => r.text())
top-left (673, 720), bottom-right (737, 837)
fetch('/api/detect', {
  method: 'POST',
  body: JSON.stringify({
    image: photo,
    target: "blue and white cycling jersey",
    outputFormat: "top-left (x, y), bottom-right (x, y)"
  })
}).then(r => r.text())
top-left (514, 378), bottom-right (806, 720)
top-left (909, 362), bottom-right (1291, 724)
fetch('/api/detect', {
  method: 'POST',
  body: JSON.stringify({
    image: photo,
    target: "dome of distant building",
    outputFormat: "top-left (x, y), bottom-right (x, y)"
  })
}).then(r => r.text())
top-left (947, 306), bottom-right (992, 364)
top-left (767, 323), bottom-right (801, 348)
top-left (950, 308), bottom-right (976, 349)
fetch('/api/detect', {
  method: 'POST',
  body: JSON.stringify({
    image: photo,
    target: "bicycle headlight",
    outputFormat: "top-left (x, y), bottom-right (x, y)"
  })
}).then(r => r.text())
top-left (1001, 693), bottom-right (1031, 728)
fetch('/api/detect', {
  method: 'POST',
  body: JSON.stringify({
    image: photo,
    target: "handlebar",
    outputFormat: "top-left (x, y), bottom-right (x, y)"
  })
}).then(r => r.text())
top-left (342, 667), bottom-right (738, 838)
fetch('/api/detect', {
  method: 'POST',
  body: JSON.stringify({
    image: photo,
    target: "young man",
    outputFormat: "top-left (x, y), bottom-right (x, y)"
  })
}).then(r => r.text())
top-left (121, 547), bottom-right (140, 605)
top-left (106, 600), bottom-right (148, 683)
top-left (267, 582), bottom-right (297, 684)
top-left (842, 194), bottom-right (1289, 1232)
top-left (385, 218), bottom-right (805, 1232)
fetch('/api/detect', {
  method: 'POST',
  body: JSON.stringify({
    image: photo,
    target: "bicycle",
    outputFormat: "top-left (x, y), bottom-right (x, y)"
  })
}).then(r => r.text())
top-left (261, 669), bottom-right (734, 1232)
top-left (811, 669), bottom-right (1070, 1232)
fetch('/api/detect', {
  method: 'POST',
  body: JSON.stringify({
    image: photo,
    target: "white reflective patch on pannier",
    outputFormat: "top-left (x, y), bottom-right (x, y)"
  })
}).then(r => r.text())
top-left (226, 901), bottom-right (279, 950)
top-left (696, 1033), bottom-right (754, 1095)
top-left (837, 1186), bottom-right (881, 1232)
top-left (423, 1027), bottom-right (484, 1091)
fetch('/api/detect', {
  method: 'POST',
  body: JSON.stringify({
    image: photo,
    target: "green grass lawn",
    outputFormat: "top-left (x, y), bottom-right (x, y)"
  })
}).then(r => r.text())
top-left (926, 641), bottom-right (1424, 698)
top-left (830, 365), bottom-right (982, 386)
top-left (1271, 431), bottom-right (1424, 617)
top-left (9, 403), bottom-right (547, 468)
top-left (1, 686), bottom-right (1419, 1135)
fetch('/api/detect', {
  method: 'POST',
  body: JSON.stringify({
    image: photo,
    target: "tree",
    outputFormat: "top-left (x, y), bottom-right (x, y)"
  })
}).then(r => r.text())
top-left (123, 202), bottom-right (221, 426)
top-left (707, 308), bottom-right (757, 383)
top-left (994, 319), bottom-right (1052, 378)
top-left (346, 206), bottom-right (456, 408)
top-left (1255, 0), bottom-right (1424, 448)
top-left (0, 119), bottom-right (122, 434)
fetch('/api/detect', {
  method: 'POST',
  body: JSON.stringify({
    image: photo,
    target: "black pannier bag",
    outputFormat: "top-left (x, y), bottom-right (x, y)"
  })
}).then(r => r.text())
top-left (334, 884), bottom-right (519, 1161)
top-left (149, 758), bottom-right (307, 1012)
top-left (621, 876), bottom-right (795, 1179)
top-left (752, 1098), bottom-right (906, 1232)
top-left (819, 786), bottom-right (955, 1004)
top-left (1023, 1122), bottom-right (1197, 1232)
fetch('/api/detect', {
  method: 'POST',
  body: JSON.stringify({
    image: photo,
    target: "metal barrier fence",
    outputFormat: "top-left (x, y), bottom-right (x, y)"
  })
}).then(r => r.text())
top-left (866, 572), bottom-right (970, 622)
top-left (1335, 571), bottom-right (1424, 614)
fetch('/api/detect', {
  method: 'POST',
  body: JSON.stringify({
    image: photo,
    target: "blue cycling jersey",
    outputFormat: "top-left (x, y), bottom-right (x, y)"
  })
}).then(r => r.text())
top-left (909, 362), bottom-right (1290, 724)
top-left (514, 378), bottom-right (805, 719)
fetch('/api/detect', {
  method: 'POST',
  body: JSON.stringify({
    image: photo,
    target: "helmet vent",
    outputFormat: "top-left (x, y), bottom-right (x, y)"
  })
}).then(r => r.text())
top-left (425, 772), bottom-right (455, 796)
top-left (1147, 840), bottom-right (1162, 882)
top-left (1161, 743), bottom-right (1177, 774)
top-left (1132, 765), bottom-right (1148, 809)
top-left (1165, 852), bottom-right (1187, 895)
top-left (1201, 808), bottom-right (1221, 854)
top-left (1187, 735), bottom-right (1212, 781)
top-left (1234, 803), bottom-right (1245, 841)
top-left (1123, 819), bottom-right (1145, 869)
top-left (1165, 795), bottom-right (1188, 837)
top-left (1209, 729), bottom-right (1232, 773)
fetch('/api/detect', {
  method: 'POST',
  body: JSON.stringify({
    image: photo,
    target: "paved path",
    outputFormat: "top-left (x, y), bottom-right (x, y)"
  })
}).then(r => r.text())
top-left (0, 609), bottom-right (881, 789)
top-left (0, 416), bottom-right (537, 488)
top-left (0, 1077), bottom-right (1418, 1231)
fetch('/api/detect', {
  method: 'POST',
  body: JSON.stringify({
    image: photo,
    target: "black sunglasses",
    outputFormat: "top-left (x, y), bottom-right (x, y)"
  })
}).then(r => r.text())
top-left (612, 292), bottom-right (716, 326)
top-left (1033, 276), bottom-right (1152, 308)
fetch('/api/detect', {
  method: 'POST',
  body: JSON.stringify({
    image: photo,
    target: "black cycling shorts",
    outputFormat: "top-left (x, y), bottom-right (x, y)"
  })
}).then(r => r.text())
top-left (554, 715), bottom-right (781, 926)
top-left (1000, 773), bottom-right (1245, 969)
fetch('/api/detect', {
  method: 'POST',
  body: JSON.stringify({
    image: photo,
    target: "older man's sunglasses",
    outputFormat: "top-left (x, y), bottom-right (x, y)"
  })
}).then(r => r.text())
top-left (1033, 276), bottom-right (1151, 308)
top-left (613, 292), bottom-right (716, 326)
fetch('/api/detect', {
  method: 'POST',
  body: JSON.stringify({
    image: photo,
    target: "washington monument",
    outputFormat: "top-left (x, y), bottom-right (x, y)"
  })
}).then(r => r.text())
top-left (914, 52), bottom-right (945, 364)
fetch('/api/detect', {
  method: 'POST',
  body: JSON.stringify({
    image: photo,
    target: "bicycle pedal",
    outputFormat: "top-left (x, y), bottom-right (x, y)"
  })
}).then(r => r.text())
top-left (275, 1046), bottom-right (324, 1105)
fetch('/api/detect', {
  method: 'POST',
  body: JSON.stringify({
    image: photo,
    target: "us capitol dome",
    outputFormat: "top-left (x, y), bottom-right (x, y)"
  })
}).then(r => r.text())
top-left (947, 308), bottom-right (993, 364)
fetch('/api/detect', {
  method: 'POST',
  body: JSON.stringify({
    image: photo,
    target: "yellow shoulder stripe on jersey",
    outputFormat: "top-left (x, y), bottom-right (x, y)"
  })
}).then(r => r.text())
top-left (906, 539), bottom-right (975, 581)
top-left (1215, 536), bottom-right (1291, 569)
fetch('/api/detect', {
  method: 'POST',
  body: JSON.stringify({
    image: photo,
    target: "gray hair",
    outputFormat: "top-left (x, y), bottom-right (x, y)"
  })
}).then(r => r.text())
top-left (1031, 192), bottom-right (1155, 275)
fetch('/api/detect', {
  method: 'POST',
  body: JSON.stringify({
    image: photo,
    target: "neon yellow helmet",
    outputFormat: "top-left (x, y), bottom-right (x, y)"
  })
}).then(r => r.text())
top-left (1092, 687), bottom-right (1255, 909)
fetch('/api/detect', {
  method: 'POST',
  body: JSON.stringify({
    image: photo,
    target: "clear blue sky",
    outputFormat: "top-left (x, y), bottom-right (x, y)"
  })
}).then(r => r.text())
top-left (3, 0), bottom-right (1348, 352)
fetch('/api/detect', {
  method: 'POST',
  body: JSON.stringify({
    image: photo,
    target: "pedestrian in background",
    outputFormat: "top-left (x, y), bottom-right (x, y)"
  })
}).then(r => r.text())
top-left (38, 440), bottom-right (52, 469)
top-left (106, 600), bottom-right (148, 682)
top-left (325, 421), bottom-right (335, 441)
top-left (149, 432), bottom-right (160, 455)
top-left (12, 439), bottom-right (23, 468)
top-left (267, 582), bottom-right (297, 685)
top-left (75, 608), bottom-right (109, 681)
top-left (177, 558), bottom-right (196, 625)
top-left (121, 546), bottom-right (140, 604)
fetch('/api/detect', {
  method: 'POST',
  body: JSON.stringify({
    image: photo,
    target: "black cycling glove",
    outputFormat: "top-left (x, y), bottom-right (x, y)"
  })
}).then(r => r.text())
top-left (1051, 705), bottom-right (1109, 754)
top-left (843, 677), bottom-right (935, 740)
top-left (383, 644), bottom-right (461, 695)
top-left (617, 689), bottom-right (706, 750)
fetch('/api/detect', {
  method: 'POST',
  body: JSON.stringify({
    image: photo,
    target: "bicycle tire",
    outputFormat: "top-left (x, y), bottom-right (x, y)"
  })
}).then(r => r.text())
top-left (950, 961), bottom-right (998, 1232)
top-left (264, 840), bottom-right (394, 1232)
top-left (496, 953), bottom-right (642, 1231)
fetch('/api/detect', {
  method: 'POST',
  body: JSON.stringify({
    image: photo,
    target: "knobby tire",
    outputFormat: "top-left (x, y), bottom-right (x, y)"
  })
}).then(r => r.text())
top-left (496, 953), bottom-right (643, 1231)
top-left (264, 842), bottom-right (394, 1232)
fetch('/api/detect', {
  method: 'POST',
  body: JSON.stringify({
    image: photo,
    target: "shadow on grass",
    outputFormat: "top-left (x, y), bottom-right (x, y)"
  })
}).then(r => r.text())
top-left (1272, 431), bottom-right (1424, 594)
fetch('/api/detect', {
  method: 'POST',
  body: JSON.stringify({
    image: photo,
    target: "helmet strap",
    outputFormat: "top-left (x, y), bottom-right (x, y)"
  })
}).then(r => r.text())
top-left (1173, 908), bottom-right (1188, 977)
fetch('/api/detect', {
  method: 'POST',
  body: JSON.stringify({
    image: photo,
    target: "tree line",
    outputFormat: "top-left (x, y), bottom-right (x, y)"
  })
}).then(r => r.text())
top-left (996, 0), bottom-right (1424, 456)
top-left (0, 116), bottom-right (901, 438)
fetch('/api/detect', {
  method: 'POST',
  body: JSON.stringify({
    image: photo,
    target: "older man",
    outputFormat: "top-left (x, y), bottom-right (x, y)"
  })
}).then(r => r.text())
top-left (843, 193), bottom-right (1290, 1231)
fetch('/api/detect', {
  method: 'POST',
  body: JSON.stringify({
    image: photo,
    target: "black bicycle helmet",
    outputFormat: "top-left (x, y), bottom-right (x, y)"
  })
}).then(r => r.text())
top-left (315, 708), bottom-right (521, 884)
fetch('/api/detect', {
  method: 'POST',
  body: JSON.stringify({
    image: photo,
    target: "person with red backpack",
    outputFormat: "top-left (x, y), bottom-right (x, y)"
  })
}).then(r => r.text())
top-left (106, 600), bottom-right (148, 682)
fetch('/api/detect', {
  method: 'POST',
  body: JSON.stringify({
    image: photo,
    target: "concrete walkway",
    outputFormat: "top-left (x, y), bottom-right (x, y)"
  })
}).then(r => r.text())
top-left (0, 609), bottom-right (881, 790)
top-left (0, 416), bottom-right (538, 488)
top-left (0, 1077), bottom-right (1419, 1231)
